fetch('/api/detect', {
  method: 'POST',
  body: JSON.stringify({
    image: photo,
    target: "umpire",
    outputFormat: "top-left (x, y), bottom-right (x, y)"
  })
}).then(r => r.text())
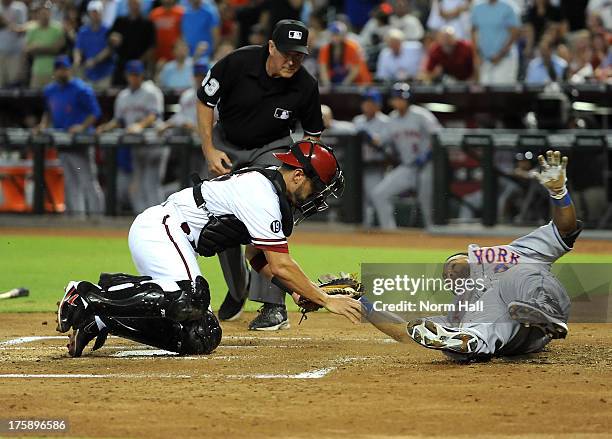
top-left (195, 19), bottom-right (324, 330)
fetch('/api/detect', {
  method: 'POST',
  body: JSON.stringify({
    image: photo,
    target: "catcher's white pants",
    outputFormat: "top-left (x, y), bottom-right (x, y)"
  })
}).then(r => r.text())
top-left (128, 203), bottom-right (202, 282)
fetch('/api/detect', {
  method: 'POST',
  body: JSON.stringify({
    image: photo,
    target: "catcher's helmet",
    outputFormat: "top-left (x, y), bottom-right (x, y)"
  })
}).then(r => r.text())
top-left (391, 82), bottom-right (411, 100)
top-left (274, 140), bottom-right (344, 221)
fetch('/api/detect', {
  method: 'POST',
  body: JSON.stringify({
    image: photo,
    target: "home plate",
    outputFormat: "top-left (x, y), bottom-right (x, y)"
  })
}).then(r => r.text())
top-left (112, 349), bottom-right (179, 357)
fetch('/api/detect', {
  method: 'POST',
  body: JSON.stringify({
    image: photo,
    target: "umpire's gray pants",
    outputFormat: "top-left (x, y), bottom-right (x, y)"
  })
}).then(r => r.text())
top-left (58, 148), bottom-right (104, 215)
top-left (205, 124), bottom-right (294, 306)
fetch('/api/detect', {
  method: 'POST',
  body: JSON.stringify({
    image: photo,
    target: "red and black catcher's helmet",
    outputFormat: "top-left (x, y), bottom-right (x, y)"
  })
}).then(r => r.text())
top-left (274, 140), bottom-right (344, 221)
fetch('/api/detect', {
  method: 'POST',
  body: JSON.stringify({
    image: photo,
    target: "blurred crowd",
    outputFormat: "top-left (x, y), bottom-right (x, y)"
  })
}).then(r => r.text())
top-left (0, 0), bottom-right (611, 90)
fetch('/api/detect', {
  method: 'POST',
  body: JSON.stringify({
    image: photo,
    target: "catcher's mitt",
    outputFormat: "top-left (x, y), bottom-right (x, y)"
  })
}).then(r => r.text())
top-left (297, 273), bottom-right (364, 323)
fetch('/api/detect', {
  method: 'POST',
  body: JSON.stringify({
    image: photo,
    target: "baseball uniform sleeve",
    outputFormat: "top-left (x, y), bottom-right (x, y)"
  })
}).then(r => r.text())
top-left (78, 84), bottom-right (102, 119)
top-left (196, 53), bottom-right (229, 108)
top-left (231, 176), bottom-right (288, 253)
top-left (507, 221), bottom-right (579, 263)
top-left (114, 91), bottom-right (126, 125)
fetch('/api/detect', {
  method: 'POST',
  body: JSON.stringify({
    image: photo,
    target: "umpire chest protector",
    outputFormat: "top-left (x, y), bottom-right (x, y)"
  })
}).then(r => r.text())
top-left (192, 167), bottom-right (294, 257)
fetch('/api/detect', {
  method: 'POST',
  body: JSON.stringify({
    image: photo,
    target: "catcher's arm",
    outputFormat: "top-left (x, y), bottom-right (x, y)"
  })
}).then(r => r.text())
top-left (531, 150), bottom-right (577, 236)
top-left (249, 247), bottom-right (362, 324)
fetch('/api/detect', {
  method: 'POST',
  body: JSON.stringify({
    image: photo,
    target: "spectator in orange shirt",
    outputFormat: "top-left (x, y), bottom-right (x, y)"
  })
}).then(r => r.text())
top-left (318, 20), bottom-right (371, 86)
top-left (149, 0), bottom-right (184, 62)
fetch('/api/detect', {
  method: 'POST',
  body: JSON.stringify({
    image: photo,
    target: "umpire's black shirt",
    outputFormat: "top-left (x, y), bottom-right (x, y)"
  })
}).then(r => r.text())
top-left (197, 45), bottom-right (324, 149)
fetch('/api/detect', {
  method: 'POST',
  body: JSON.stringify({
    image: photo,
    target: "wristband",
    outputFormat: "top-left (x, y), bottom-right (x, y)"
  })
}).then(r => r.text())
top-left (551, 189), bottom-right (572, 207)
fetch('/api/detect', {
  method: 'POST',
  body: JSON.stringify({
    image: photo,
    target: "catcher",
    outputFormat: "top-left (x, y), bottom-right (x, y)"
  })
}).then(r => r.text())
top-left (359, 150), bottom-right (581, 362)
top-left (56, 140), bottom-right (363, 357)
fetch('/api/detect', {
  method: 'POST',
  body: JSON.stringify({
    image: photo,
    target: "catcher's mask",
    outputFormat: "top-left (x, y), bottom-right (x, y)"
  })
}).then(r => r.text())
top-left (274, 140), bottom-right (344, 223)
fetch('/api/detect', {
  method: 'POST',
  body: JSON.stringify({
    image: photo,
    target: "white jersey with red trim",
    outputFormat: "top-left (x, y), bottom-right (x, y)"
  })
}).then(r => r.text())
top-left (166, 170), bottom-right (289, 253)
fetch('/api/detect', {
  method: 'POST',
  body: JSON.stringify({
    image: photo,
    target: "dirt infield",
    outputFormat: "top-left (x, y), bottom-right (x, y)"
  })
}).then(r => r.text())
top-left (1, 313), bottom-right (611, 438)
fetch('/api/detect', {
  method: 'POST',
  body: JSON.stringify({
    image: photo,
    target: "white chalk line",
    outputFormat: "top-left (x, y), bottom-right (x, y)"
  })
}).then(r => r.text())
top-left (0, 357), bottom-right (368, 380)
top-left (1, 335), bottom-right (395, 347)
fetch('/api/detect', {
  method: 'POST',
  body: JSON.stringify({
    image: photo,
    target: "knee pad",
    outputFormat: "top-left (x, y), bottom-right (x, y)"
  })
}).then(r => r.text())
top-left (180, 311), bottom-right (222, 355)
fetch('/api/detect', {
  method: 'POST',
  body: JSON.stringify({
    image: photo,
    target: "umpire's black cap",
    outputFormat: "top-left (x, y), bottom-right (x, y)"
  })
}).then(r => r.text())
top-left (272, 19), bottom-right (309, 55)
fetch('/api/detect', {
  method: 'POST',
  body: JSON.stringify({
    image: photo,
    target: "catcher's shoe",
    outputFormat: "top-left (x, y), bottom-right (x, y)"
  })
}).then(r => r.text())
top-left (57, 281), bottom-right (93, 333)
top-left (406, 319), bottom-right (481, 354)
top-left (508, 297), bottom-right (568, 339)
top-left (248, 303), bottom-right (290, 331)
top-left (67, 316), bottom-right (108, 358)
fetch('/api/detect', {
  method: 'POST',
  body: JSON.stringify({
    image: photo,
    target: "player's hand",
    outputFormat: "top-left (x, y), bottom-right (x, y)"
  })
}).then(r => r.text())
top-left (530, 150), bottom-right (568, 197)
top-left (68, 124), bottom-right (84, 134)
top-left (323, 294), bottom-right (363, 324)
top-left (127, 123), bottom-right (143, 134)
top-left (205, 146), bottom-right (233, 176)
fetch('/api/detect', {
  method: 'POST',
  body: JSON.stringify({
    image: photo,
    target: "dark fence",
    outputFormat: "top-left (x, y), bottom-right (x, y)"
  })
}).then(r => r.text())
top-left (432, 129), bottom-right (612, 228)
top-left (0, 128), bottom-right (364, 223)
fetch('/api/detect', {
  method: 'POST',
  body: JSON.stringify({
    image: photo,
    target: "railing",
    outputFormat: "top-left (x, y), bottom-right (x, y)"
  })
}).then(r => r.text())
top-left (0, 128), bottom-right (364, 223)
top-left (432, 129), bottom-right (612, 227)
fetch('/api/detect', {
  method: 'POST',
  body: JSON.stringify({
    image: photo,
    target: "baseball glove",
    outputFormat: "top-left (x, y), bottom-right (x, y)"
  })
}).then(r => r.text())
top-left (297, 273), bottom-right (364, 323)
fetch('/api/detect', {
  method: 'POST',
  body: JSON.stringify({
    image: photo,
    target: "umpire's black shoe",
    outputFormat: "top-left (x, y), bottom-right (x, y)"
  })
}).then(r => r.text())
top-left (508, 295), bottom-right (568, 339)
top-left (248, 303), bottom-right (290, 331)
top-left (218, 291), bottom-right (247, 321)
top-left (67, 316), bottom-right (108, 358)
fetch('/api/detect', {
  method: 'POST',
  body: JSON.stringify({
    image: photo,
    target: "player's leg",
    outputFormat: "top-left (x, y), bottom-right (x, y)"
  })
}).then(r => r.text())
top-left (370, 165), bottom-right (416, 229)
top-left (58, 151), bottom-right (86, 215)
top-left (73, 147), bottom-right (104, 215)
top-left (128, 204), bottom-right (202, 281)
top-left (417, 162), bottom-right (433, 227)
top-left (242, 140), bottom-right (293, 330)
top-left (59, 275), bottom-right (220, 357)
top-left (505, 268), bottom-right (570, 343)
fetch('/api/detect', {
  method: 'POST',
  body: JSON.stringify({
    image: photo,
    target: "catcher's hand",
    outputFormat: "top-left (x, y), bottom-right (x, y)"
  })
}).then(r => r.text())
top-left (530, 150), bottom-right (568, 198)
top-left (296, 273), bottom-right (364, 323)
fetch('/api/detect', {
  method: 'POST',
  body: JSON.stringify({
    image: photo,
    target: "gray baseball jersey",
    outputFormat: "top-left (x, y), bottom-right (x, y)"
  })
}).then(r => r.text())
top-left (352, 111), bottom-right (390, 162)
top-left (383, 105), bottom-right (441, 165)
top-left (114, 80), bottom-right (163, 126)
top-left (444, 221), bottom-right (577, 358)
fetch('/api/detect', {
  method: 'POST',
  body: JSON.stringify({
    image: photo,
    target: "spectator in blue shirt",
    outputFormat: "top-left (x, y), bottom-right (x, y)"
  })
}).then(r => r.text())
top-left (74, 1), bottom-right (114, 89)
top-left (525, 37), bottom-right (568, 84)
top-left (157, 39), bottom-right (193, 90)
top-left (181, 0), bottom-right (219, 59)
top-left (471, 0), bottom-right (520, 84)
top-left (37, 55), bottom-right (104, 216)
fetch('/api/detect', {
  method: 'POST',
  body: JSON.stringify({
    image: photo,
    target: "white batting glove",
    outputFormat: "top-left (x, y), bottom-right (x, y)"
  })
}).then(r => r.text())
top-left (530, 150), bottom-right (568, 199)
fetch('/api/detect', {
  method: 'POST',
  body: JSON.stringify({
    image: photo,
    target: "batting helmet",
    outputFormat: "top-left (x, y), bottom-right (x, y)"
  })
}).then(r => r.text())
top-left (274, 140), bottom-right (344, 221)
top-left (391, 82), bottom-right (411, 100)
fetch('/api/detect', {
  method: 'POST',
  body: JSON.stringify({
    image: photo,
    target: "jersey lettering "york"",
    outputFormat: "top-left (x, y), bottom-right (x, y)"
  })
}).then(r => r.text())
top-left (472, 247), bottom-right (521, 265)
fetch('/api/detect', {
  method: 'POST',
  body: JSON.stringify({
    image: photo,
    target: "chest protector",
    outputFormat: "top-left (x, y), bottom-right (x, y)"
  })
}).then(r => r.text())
top-left (192, 168), bottom-right (294, 257)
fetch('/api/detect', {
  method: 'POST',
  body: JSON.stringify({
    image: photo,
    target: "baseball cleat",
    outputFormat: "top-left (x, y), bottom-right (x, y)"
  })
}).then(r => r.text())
top-left (248, 303), bottom-right (290, 331)
top-left (218, 291), bottom-right (247, 321)
top-left (406, 319), bottom-right (480, 354)
top-left (508, 299), bottom-right (568, 339)
top-left (67, 317), bottom-right (108, 358)
top-left (57, 281), bottom-right (92, 333)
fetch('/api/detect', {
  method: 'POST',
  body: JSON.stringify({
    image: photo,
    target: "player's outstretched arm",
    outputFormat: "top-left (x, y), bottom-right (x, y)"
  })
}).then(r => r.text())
top-left (532, 150), bottom-right (577, 237)
top-left (359, 297), bottom-right (412, 343)
top-left (262, 250), bottom-right (362, 324)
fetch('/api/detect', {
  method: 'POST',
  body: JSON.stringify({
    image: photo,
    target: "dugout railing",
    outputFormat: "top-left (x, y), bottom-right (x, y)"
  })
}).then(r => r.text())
top-left (432, 129), bottom-right (612, 227)
top-left (0, 128), bottom-right (364, 223)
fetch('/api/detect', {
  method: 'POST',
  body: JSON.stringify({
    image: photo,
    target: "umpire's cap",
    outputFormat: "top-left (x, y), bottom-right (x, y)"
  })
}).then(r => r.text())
top-left (391, 82), bottom-right (411, 100)
top-left (272, 19), bottom-right (309, 55)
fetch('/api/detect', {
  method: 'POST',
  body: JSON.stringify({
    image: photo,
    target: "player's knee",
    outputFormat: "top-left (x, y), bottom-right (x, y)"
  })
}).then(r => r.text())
top-left (167, 276), bottom-right (211, 322)
top-left (180, 311), bottom-right (222, 355)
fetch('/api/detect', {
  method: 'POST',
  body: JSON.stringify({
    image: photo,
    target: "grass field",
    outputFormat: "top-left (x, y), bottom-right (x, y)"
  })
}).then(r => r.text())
top-left (1, 233), bottom-right (611, 313)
